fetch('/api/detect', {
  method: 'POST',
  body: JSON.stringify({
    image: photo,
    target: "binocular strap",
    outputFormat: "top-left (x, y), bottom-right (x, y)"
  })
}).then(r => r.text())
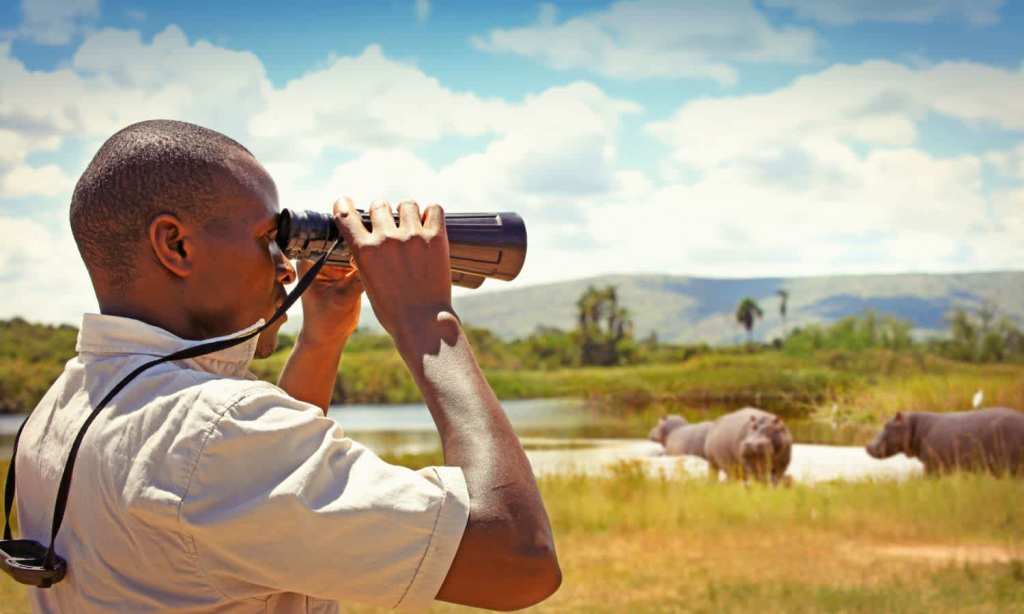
top-left (1, 242), bottom-right (337, 585)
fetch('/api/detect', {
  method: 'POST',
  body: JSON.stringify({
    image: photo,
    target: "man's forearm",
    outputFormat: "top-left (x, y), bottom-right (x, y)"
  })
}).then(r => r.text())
top-left (394, 312), bottom-right (534, 473)
top-left (277, 333), bottom-right (347, 413)
top-left (393, 311), bottom-right (552, 548)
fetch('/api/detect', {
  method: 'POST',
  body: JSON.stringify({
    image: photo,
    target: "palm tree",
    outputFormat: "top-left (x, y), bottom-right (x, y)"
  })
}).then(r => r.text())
top-left (735, 297), bottom-right (764, 345)
top-left (776, 289), bottom-right (789, 336)
top-left (576, 285), bottom-right (633, 365)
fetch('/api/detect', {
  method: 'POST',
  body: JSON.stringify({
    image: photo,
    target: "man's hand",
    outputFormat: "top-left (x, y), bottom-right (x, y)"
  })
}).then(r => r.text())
top-left (277, 219), bottom-right (364, 414)
top-left (332, 197), bottom-right (452, 345)
top-left (295, 259), bottom-right (363, 346)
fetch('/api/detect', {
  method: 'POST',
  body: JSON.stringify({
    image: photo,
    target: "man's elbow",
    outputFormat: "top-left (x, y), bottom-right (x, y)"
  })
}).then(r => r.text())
top-left (495, 541), bottom-right (562, 611)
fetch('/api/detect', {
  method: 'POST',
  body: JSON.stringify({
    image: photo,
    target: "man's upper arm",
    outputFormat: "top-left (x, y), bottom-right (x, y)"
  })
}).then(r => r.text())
top-left (178, 386), bottom-right (470, 610)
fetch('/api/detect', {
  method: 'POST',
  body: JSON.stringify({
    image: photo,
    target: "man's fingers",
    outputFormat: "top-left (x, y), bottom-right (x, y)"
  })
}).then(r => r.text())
top-left (397, 200), bottom-right (422, 232)
top-left (333, 197), bottom-right (369, 245)
top-left (345, 268), bottom-right (365, 292)
top-left (423, 203), bottom-right (445, 237)
top-left (369, 199), bottom-right (396, 235)
top-left (297, 257), bottom-right (358, 282)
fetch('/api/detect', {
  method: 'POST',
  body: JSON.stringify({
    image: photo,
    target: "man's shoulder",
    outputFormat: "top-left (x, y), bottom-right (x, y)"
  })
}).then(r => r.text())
top-left (184, 373), bottom-right (314, 420)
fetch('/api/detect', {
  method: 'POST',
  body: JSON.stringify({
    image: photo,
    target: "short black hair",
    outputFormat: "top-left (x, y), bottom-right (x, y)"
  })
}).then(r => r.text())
top-left (70, 119), bottom-right (254, 289)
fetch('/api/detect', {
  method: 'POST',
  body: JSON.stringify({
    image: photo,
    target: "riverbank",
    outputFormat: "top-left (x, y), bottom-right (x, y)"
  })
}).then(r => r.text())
top-left (212, 348), bottom-right (1024, 447)
top-left (2, 459), bottom-right (1020, 613)
top-left (5, 317), bottom-right (1024, 447)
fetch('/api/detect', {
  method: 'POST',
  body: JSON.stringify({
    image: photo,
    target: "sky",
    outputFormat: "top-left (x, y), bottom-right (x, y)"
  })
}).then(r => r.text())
top-left (1, 0), bottom-right (1024, 325)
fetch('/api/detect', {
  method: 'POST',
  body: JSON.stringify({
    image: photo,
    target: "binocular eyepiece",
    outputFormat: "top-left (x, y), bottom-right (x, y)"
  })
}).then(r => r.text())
top-left (275, 209), bottom-right (527, 288)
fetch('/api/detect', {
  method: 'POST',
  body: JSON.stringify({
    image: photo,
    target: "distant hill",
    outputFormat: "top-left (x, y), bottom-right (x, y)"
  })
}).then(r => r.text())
top-left (288, 271), bottom-right (1024, 345)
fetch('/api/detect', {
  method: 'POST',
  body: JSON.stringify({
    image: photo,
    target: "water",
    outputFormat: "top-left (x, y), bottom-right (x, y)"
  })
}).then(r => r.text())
top-left (1, 399), bottom-right (922, 482)
top-left (322, 398), bottom-right (590, 455)
top-left (0, 399), bottom-right (589, 459)
top-left (537, 440), bottom-right (922, 482)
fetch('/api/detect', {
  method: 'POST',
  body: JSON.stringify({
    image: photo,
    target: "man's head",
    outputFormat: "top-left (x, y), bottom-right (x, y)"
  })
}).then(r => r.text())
top-left (71, 120), bottom-right (295, 357)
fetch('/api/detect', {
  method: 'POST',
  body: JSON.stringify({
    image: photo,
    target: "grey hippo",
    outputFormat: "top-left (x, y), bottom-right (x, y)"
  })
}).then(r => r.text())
top-left (648, 415), bottom-right (713, 457)
top-left (704, 408), bottom-right (793, 483)
top-left (866, 407), bottom-right (1024, 476)
top-left (649, 408), bottom-right (792, 483)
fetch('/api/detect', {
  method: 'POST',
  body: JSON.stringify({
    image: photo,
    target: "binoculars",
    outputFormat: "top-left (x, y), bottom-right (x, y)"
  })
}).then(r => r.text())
top-left (276, 209), bottom-right (527, 288)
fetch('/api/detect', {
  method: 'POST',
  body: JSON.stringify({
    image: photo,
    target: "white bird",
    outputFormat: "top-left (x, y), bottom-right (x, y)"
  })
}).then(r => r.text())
top-left (972, 389), bottom-right (984, 409)
top-left (829, 403), bottom-right (842, 431)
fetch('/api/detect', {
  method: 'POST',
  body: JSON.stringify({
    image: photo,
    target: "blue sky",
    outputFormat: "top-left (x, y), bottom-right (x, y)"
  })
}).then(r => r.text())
top-left (1, 0), bottom-right (1023, 323)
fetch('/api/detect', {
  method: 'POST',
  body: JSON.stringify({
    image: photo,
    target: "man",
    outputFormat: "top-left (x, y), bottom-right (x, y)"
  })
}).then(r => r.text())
top-left (13, 120), bottom-right (560, 612)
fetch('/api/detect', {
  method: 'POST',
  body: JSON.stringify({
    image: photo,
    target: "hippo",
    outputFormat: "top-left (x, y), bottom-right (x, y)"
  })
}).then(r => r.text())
top-left (704, 408), bottom-right (793, 483)
top-left (866, 407), bottom-right (1024, 476)
top-left (648, 415), bottom-right (713, 457)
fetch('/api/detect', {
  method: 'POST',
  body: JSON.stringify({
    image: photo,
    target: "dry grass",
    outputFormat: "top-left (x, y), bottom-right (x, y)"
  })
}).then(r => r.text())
top-left (837, 370), bottom-right (1024, 420)
top-left (4, 441), bottom-right (1023, 613)
top-left (10, 465), bottom-right (1019, 613)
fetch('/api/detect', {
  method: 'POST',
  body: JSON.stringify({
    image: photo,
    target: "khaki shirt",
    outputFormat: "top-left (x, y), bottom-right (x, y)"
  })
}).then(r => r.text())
top-left (15, 314), bottom-right (469, 613)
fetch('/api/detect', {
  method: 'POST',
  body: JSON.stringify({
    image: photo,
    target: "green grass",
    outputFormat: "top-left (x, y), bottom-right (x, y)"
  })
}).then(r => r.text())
top-left (253, 347), bottom-right (1024, 430)
top-left (543, 462), bottom-right (1022, 542)
top-left (4, 462), bottom-right (1023, 613)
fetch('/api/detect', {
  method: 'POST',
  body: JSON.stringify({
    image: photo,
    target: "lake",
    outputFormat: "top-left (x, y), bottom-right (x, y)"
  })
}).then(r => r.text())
top-left (0, 398), bottom-right (921, 482)
top-left (0, 398), bottom-right (589, 458)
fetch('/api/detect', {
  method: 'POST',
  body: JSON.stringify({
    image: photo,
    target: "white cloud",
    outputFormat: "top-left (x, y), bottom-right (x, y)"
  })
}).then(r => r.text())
top-left (0, 26), bottom-right (638, 210)
top-left (0, 163), bottom-right (73, 197)
top-left (627, 60), bottom-right (1023, 279)
top-left (414, 0), bottom-right (430, 22)
top-left (71, 26), bottom-right (272, 139)
top-left (0, 26), bottom-right (647, 319)
top-left (764, 0), bottom-right (1004, 26)
top-left (991, 188), bottom-right (1024, 240)
top-left (19, 0), bottom-right (99, 45)
top-left (571, 147), bottom-right (998, 280)
top-left (0, 28), bottom-right (273, 182)
top-left (985, 144), bottom-right (1024, 179)
top-left (0, 129), bottom-right (70, 198)
top-left (472, 0), bottom-right (818, 85)
top-left (647, 60), bottom-right (1024, 174)
top-left (0, 215), bottom-right (95, 323)
top-left (319, 82), bottom-right (641, 208)
top-left (250, 44), bottom-right (512, 162)
top-left (2, 22), bottom-right (1023, 325)
top-left (0, 129), bottom-right (54, 166)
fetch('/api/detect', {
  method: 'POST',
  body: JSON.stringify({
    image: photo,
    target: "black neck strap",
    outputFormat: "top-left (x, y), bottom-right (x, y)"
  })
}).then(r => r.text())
top-left (2, 243), bottom-right (337, 569)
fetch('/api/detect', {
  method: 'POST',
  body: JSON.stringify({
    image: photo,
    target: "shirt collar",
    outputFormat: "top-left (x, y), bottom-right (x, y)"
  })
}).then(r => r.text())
top-left (76, 313), bottom-right (265, 378)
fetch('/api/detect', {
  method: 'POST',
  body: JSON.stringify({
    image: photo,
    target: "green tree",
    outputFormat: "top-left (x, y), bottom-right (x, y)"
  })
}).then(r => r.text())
top-left (948, 308), bottom-right (977, 361)
top-left (776, 289), bottom-right (789, 334)
top-left (735, 297), bottom-right (764, 344)
top-left (516, 326), bottom-right (579, 369)
top-left (576, 285), bottom-right (634, 366)
top-left (943, 305), bottom-right (1024, 363)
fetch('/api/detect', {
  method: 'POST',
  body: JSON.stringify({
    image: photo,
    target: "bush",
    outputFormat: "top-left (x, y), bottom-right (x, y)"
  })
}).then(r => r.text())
top-left (0, 318), bottom-right (78, 413)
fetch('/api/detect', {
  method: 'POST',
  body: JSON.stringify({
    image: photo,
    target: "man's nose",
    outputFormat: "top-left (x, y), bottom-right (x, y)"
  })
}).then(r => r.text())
top-left (271, 242), bottom-right (297, 285)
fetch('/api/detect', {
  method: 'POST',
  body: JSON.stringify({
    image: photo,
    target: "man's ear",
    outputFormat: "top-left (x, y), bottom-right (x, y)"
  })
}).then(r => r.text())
top-left (149, 213), bottom-right (193, 278)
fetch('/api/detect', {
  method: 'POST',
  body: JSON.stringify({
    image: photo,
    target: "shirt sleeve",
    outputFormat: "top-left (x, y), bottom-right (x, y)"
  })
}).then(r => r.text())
top-left (178, 386), bottom-right (470, 611)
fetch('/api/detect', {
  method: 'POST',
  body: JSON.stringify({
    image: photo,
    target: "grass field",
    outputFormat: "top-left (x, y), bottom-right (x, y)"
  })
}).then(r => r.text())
top-left (5, 348), bottom-right (1024, 611)
top-left (3, 457), bottom-right (1022, 613)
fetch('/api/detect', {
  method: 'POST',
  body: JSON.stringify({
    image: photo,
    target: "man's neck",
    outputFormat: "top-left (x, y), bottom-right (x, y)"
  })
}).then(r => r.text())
top-left (98, 298), bottom-right (215, 342)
